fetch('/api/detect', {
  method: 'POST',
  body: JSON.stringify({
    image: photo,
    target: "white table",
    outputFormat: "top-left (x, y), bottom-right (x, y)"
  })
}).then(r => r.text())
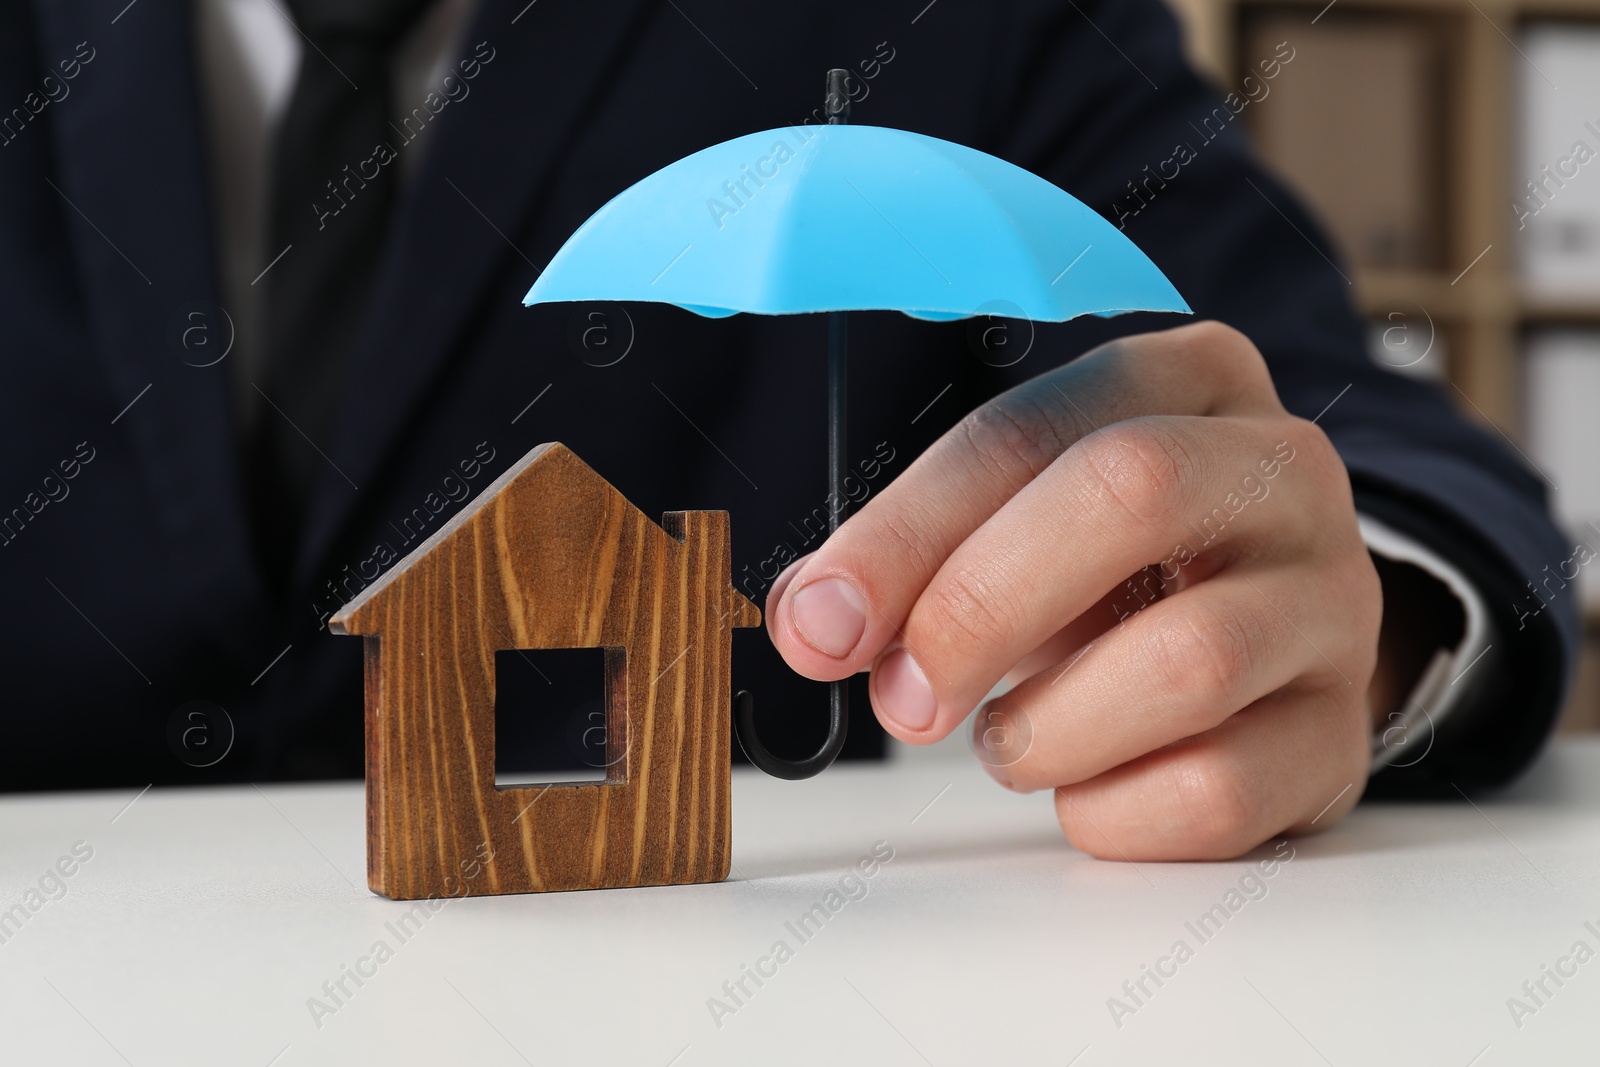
top-left (2, 738), bottom-right (1598, 1066)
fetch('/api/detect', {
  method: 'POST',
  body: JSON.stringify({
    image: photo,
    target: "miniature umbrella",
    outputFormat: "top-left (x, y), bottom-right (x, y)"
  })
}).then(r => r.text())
top-left (524, 71), bottom-right (1190, 780)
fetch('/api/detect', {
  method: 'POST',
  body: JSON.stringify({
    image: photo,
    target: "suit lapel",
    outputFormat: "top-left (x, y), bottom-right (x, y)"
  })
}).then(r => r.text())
top-left (34, 0), bottom-right (270, 654)
top-left (298, 0), bottom-right (656, 585)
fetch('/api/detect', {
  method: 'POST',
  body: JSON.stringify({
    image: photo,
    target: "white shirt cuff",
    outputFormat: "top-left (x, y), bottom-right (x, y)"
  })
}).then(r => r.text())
top-left (1359, 514), bottom-right (1494, 773)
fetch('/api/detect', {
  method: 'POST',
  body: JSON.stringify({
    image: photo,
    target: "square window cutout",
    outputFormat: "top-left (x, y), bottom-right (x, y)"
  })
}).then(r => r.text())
top-left (493, 648), bottom-right (619, 786)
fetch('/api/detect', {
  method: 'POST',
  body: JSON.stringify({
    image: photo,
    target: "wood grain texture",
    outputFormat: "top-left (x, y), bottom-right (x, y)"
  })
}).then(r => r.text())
top-left (330, 443), bottom-right (761, 899)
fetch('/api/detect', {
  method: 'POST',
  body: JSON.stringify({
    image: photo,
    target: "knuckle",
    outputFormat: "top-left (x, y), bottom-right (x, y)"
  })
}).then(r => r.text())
top-left (957, 397), bottom-right (1069, 487)
top-left (1278, 415), bottom-right (1343, 487)
top-left (1183, 319), bottom-right (1252, 354)
top-left (1332, 694), bottom-right (1377, 780)
top-left (1351, 558), bottom-right (1384, 657)
top-left (1278, 415), bottom-right (1371, 569)
top-left (872, 501), bottom-right (945, 578)
top-left (919, 564), bottom-right (1021, 654)
top-left (1324, 542), bottom-right (1383, 670)
top-left (1165, 750), bottom-right (1259, 853)
top-left (1184, 320), bottom-right (1271, 388)
top-left (1145, 605), bottom-right (1259, 710)
top-left (1078, 422), bottom-right (1197, 530)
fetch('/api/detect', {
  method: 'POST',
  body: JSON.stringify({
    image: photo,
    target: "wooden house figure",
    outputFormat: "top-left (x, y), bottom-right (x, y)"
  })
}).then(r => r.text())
top-left (329, 443), bottom-right (761, 899)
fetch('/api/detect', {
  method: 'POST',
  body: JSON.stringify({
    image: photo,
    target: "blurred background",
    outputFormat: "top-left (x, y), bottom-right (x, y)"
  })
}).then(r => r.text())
top-left (1160, 0), bottom-right (1600, 732)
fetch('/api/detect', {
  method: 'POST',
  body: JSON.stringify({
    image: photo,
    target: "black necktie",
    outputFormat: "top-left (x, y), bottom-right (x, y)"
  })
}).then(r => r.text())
top-left (254, 0), bottom-right (432, 577)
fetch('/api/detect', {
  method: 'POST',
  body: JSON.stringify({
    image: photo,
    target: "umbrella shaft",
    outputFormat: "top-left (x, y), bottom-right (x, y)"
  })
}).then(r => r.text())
top-left (827, 307), bottom-right (849, 749)
top-left (828, 311), bottom-right (847, 535)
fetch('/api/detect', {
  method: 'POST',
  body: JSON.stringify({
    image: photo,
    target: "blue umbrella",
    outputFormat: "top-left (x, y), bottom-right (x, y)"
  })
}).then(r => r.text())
top-left (525, 71), bottom-right (1189, 779)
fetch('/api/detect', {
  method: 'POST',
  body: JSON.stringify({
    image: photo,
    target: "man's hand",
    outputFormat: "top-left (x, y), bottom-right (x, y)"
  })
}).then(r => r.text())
top-left (766, 321), bottom-right (1383, 861)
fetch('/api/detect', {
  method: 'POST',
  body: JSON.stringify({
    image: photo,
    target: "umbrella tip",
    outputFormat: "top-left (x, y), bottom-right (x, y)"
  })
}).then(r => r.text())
top-left (825, 69), bottom-right (850, 125)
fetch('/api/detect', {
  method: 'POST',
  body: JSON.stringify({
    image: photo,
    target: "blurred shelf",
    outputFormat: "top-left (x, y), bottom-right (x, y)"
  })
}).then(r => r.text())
top-left (1520, 291), bottom-right (1600, 322)
top-left (1520, 0), bottom-right (1600, 17)
top-left (1356, 268), bottom-right (1495, 318)
top-left (1356, 275), bottom-right (1600, 324)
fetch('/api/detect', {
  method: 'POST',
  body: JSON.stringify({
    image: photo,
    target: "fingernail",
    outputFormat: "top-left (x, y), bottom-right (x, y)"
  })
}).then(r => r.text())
top-left (766, 553), bottom-right (813, 610)
top-left (790, 578), bottom-right (867, 658)
top-left (875, 649), bottom-right (938, 732)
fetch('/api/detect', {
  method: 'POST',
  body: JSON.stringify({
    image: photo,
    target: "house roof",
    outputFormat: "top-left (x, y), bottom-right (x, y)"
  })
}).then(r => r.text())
top-left (327, 442), bottom-right (761, 636)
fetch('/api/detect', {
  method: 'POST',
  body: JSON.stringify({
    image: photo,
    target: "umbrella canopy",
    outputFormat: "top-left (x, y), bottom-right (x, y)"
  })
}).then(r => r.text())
top-left (523, 124), bottom-right (1190, 322)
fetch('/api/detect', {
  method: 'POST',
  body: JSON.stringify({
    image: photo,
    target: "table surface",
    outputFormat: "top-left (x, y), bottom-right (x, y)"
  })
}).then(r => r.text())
top-left (2, 736), bottom-right (1598, 1066)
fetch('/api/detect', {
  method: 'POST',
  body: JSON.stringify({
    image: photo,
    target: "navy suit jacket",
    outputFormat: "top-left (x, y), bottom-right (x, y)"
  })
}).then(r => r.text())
top-left (0, 0), bottom-right (1575, 793)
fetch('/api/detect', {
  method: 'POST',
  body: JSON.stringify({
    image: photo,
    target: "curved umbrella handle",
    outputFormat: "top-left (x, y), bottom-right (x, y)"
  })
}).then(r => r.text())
top-left (734, 680), bottom-right (849, 780)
